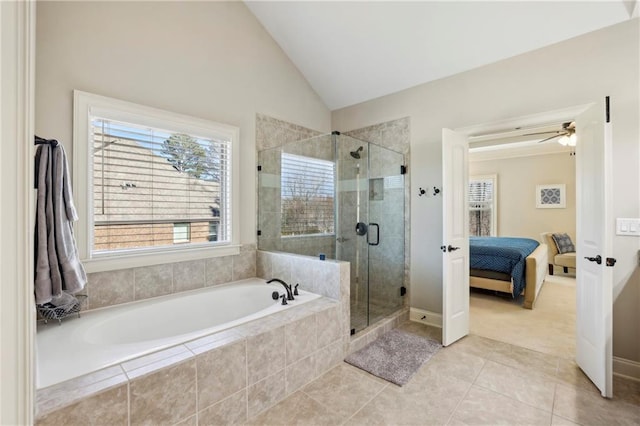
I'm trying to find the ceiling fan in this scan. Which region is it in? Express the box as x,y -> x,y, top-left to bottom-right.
524,121 -> 577,145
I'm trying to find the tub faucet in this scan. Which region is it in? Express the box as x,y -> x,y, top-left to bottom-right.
266,278 -> 294,300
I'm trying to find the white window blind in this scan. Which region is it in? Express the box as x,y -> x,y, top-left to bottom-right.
91,117 -> 231,253
280,153 -> 335,236
469,176 -> 496,236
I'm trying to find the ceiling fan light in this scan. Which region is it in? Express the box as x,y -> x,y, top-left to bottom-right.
558,135 -> 569,146
568,133 -> 577,146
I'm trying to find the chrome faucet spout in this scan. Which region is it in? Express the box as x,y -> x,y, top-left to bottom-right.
266,278 -> 294,300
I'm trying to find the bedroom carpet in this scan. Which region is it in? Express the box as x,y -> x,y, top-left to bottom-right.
345,329 -> 442,386
470,273 -> 576,359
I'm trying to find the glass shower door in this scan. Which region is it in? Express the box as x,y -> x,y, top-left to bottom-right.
337,136 -> 405,333
366,143 -> 405,324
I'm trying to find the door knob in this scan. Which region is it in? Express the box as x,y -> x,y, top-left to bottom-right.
447,245 -> 460,252
584,255 -> 602,264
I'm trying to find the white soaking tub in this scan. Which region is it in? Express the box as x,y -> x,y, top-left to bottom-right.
36,277 -> 320,389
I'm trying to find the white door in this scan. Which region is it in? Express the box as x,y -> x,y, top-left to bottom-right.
575,99 -> 614,397
442,128 -> 470,346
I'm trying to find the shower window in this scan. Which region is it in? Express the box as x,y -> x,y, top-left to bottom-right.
280,153 -> 335,236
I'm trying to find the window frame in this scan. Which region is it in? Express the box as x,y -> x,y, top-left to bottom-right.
468,174 -> 498,237
73,90 -> 240,273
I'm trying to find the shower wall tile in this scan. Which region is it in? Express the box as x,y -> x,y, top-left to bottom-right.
255,113 -> 323,152
134,263 -> 173,300
86,269 -> 134,310
205,255 -> 233,287
173,259 -> 205,293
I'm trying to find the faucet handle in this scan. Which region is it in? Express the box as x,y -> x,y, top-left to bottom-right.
293,283 -> 299,296
280,294 -> 288,305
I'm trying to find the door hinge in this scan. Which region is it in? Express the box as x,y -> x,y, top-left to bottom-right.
257,230 -> 262,236
400,165 -> 407,175
257,165 -> 262,171
606,257 -> 617,267
400,286 -> 407,296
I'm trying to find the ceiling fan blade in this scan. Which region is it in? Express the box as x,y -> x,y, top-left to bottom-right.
523,130 -> 561,137
537,134 -> 563,143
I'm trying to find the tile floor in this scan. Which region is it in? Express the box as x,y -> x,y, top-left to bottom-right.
247,321 -> 640,426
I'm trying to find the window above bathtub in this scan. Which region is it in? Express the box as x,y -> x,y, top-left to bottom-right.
73,91 -> 240,272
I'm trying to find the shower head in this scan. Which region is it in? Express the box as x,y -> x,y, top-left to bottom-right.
350,146 -> 363,159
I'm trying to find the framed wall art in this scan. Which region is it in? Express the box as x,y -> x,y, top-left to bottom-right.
536,184 -> 566,209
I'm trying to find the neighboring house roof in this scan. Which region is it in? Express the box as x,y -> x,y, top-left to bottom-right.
93,136 -> 221,224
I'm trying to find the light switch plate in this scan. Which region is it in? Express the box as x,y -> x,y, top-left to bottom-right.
616,218 -> 640,236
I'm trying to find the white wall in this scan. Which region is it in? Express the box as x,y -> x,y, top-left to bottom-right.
333,19 -> 640,363
35,1 -> 331,245
470,152 -> 576,241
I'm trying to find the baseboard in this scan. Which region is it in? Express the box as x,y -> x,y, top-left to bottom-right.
613,356 -> 640,382
409,307 -> 442,328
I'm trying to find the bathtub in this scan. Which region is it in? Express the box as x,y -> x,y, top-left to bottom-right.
36,277 -> 321,389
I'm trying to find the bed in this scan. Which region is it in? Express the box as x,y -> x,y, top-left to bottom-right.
469,236 -> 548,309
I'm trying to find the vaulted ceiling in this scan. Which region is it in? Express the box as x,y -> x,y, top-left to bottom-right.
246,1 -> 638,111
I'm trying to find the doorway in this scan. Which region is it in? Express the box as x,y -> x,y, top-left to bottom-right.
442,101 -> 614,396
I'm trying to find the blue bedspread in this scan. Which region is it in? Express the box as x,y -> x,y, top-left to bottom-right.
469,237 -> 539,298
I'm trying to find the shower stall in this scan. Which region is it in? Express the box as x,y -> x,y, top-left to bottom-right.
257,133 -> 405,333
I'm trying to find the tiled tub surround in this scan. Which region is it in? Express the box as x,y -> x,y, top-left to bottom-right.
36,296 -> 344,425
83,244 -> 257,311
36,278 -> 321,389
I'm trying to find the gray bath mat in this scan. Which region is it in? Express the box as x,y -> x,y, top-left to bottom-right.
345,329 -> 442,386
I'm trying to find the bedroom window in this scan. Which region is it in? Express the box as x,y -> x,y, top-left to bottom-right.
469,175 -> 497,236
280,152 -> 335,236
73,91 -> 240,272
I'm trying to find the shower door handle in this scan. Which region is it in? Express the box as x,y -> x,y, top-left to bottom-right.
367,223 -> 380,246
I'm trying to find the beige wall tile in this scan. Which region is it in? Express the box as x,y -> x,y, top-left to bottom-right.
246,326 -> 285,385
256,251 -> 272,279
247,371 -> 286,418
285,314 -> 317,364
87,269 -> 134,309
205,256 -> 233,286
285,354 -> 316,395
232,249 -> 256,281
315,340 -> 344,377
198,389 -> 247,426
173,259 -> 205,292
316,305 -> 342,348
134,264 -> 173,300
196,340 -> 247,409
36,384 -> 128,426
129,360 -> 196,425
